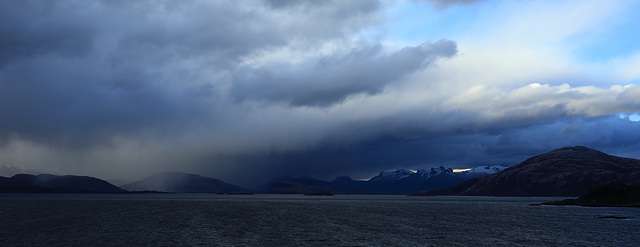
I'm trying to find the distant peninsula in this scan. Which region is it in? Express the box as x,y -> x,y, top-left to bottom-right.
0,174 -> 125,193
542,182 -> 640,208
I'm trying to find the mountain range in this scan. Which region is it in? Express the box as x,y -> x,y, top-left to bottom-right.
0,172 -> 252,194
2,146 -> 639,196
412,146 -> 640,196
263,165 -> 509,195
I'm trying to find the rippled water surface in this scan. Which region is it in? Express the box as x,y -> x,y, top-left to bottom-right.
1,194 -> 639,246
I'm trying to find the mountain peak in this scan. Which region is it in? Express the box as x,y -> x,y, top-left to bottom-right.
416,166 -> 452,178
556,146 -> 607,154
370,169 -> 414,181
515,146 -> 622,171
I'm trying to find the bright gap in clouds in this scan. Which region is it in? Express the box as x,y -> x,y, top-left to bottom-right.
619,113 -> 640,122
452,168 -> 472,173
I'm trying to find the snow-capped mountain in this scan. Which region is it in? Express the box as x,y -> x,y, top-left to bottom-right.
458,165 -> 508,176
369,165 -> 508,182
416,166 -> 454,178
369,169 -> 414,181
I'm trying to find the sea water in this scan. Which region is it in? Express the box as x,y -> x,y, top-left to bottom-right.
1,194 -> 639,246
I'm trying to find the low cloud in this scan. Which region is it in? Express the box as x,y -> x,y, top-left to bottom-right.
443,83 -> 640,124
232,40 -> 457,106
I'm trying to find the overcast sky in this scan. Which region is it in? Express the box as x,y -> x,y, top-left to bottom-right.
1,0 -> 640,187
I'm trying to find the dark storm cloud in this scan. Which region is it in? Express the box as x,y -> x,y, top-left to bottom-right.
0,0 -> 407,183
207,115 -> 640,186
0,56 -> 204,147
0,0 -> 383,69
0,0 -> 384,146
232,39 -> 457,106
0,1 -> 95,68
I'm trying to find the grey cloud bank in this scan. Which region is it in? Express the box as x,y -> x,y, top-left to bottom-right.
1,0 -> 639,187
232,39 -> 457,106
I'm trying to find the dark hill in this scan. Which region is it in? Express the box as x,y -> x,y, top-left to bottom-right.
0,174 -> 125,193
121,172 -> 251,193
413,146 -> 640,197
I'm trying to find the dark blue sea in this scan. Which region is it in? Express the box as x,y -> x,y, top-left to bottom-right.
1,194 -> 639,246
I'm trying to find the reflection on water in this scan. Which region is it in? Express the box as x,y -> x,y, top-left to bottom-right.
1,194 -> 639,246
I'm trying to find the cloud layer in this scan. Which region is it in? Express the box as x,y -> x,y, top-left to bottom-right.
233,39 -> 457,106
1,0 -> 639,186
